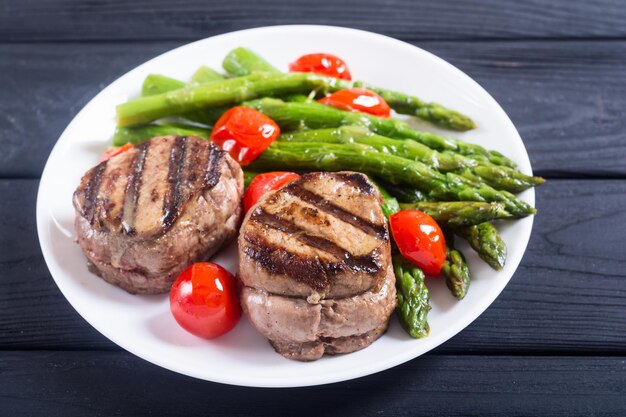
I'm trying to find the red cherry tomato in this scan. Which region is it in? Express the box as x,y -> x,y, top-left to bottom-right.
318,88 -> 391,118
210,106 -> 280,165
243,172 -> 300,213
289,53 -> 352,80
389,210 -> 446,277
170,262 -> 241,339
99,143 -> 133,162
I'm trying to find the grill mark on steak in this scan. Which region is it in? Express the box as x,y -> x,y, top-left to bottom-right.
121,141 -> 150,235
330,172 -> 376,196
162,136 -> 188,230
204,142 -> 224,188
243,232 -> 338,291
81,160 -> 108,225
283,183 -> 387,240
249,208 -> 382,275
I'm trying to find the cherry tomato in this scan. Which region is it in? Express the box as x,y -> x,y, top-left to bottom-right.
170,262 -> 241,339
99,143 -> 133,162
210,106 -> 280,165
288,53 -> 352,80
318,88 -> 391,118
243,172 -> 300,213
389,210 -> 446,277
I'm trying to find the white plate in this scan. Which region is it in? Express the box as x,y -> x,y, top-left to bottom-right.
37,25 -> 534,387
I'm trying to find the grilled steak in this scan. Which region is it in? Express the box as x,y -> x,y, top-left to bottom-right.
73,136 -> 243,294
238,171 -> 396,360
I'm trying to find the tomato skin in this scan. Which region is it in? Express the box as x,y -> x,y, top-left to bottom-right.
243,172 -> 300,213
289,53 -> 352,80
210,107 -> 280,165
389,210 -> 446,277
99,143 -> 133,162
170,262 -> 241,339
318,88 -> 391,118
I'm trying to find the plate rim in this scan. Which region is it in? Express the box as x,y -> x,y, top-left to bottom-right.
36,24 -> 534,388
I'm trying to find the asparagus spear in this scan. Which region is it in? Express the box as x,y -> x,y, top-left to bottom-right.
249,141 -> 536,217
441,235 -> 471,299
117,73 -> 326,126
223,47 -> 280,76
280,126 -> 472,171
399,201 -> 512,227
470,165 -> 544,194
190,66 -> 225,84
280,126 -> 542,192
246,98 -> 515,168
112,122 -> 211,146
454,222 -> 507,271
224,47 -> 474,131
353,81 -> 475,131
141,74 -> 186,97
139,74 -> 227,125
372,180 -> 401,219
377,181 -> 430,203
393,255 -> 431,338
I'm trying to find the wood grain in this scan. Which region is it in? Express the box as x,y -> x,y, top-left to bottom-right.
2,179 -> 625,352
0,351 -> 623,416
2,40 -> 626,178
2,0 -> 626,42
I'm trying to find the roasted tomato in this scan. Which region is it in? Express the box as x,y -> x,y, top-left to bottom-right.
318,88 -> 391,118
243,172 -> 300,213
210,106 -> 280,165
390,210 -> 446,276
99,143 -> 133,162
289,53 -> 352,80
170,262 -> 241,339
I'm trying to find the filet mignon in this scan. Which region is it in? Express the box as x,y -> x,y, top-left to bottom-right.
73,136 -> 243,294
238,171 -> 396,361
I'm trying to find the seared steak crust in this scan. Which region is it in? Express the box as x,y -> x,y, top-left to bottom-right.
73,136 -> 243,294
238,171 -> 391,300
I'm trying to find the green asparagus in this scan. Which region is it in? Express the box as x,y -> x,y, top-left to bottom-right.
141,74 -> 186,97
246,98 -> 515,168
441,236 -> 471,299
139,74 -> 227,125
372,180 -> 401,219
377,181 -> 430,203
223,47 -> 280,76
117,73 -> 339,127
249,141 -> 536,217
279,126 -> 541,192
353,81 -> 476,131
190,66 -> 225,84
454,222 -> 507,271
112,122 -> 211,146
224,47 -> 475,131
470,165 -> 544,194
393,255 -> 431,338
399,201 -> 512,227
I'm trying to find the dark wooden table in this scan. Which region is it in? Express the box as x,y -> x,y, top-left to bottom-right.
2,1 -> 626,415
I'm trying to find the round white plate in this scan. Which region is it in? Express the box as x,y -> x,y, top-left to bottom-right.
37,25 -> 534,387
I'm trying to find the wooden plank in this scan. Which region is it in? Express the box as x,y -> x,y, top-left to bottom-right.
2,179 -> 625,352
0,180 -> 115,349
2,0 -> 626,42
0,351 -> 624,416
2,40 -> 625,178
